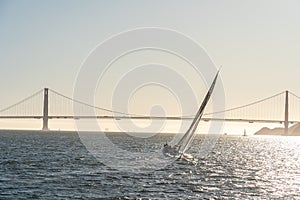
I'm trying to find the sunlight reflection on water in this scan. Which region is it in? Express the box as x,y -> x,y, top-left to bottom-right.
0,131 -> 299,199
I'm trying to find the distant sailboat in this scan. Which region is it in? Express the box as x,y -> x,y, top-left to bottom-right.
162,70 -> 220,159
243,129 -> 247,136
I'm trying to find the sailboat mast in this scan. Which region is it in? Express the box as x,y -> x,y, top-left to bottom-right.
176,70 -> 220,152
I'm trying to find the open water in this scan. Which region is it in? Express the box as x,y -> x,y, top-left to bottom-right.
0,130 -> 299,199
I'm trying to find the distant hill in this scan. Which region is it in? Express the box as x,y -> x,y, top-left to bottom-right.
255,123 -> 300,136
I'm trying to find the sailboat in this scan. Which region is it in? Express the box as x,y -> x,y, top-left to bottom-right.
243,129 -> 247,136
162,70 -> 220,159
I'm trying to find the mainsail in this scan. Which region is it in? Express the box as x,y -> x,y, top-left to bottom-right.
173,70 -> 220,154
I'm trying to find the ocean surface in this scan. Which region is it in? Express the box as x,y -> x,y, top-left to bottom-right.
0,130 -> 300,199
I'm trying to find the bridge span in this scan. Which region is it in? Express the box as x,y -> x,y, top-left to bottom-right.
1,88 -> 300,134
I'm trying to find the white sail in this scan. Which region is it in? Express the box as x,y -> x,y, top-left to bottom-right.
163,70 -> 220,157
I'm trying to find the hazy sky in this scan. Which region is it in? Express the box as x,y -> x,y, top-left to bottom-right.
1,0 -> 300,111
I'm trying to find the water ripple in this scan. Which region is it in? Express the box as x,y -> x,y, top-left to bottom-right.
0,131 -> 299,199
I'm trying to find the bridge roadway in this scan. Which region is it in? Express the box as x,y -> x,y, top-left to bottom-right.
0,115 -> 299,124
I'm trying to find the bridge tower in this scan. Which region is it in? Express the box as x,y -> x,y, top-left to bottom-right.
284,90 -> 289,135
42,88 -> 49,131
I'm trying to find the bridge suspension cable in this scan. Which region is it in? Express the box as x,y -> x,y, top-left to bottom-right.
0,89 -> 44,116
289,91 -> 300,100
48,89 -> 148,117
203,91 -> 285,116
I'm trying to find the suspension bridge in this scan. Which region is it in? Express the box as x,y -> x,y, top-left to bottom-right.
1,88 -> 300,134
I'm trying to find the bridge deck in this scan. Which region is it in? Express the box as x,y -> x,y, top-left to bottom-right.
0,116 -> 299,124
